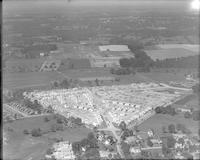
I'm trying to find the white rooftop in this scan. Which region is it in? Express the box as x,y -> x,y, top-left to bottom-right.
99,45 -> 130,52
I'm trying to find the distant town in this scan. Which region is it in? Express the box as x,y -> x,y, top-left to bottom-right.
3,0 -> 200,160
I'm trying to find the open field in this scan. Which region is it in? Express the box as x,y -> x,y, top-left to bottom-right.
3,114 -> 92,160
172,94 -> 199,110
138,113 -> 199,137
3,67 -> 197,90
3,71 -> 64,89
140,71 -> 189,83
145,44 -> 199,60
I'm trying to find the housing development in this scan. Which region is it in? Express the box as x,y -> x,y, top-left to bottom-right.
24,83 -> 189,127
3,0 -> 200,160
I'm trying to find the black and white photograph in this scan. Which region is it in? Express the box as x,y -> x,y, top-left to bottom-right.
2,0 -> 200,159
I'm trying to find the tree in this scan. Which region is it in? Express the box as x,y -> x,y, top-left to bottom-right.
119,58 -> 131,68
198,128 -> 200,137
110,68 -> 115,74
168,124 -> 176,133
184,112 -> 192,119
83,148 -> 100,160
23,129 -> 29,134
176,123 -> 182,131
155,107 -> 162,114
121,141 -> 131,159
119,121 -> 126,131
47,105 -> 54,113
31,128 -> 42,137
46,148 -> 54,155
147,137 -> 153,147
162,144 -> 171,157
53,81 -> 59,88
192,110 -> 200,121
134,125 -> 139,132
178,138 -> 185,145
51,124 -> 57,132
167,136 -> 176,148
44,117 -> 50,122
73,117 -> 82,126
87,132 -> 95,140
95,78 -> 100,86
162,126 -> 167,133
108,153 -> 112,159
56,117 -> 64,124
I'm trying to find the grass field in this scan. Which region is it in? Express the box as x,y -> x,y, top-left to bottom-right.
3,114 -> 92,160
138,113 -> 199,137
3,67 -> 197,90
145,48 -> 198,60
3,71 -> 64,89
172,94 -> 199,110
145,44 -> 199,60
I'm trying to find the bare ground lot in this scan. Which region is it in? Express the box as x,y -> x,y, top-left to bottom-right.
3,114 -> 92,160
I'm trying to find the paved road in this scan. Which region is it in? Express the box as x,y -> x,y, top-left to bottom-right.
98,114 -> 125,159
4,104 -> 52,119
4,104 -> 28,117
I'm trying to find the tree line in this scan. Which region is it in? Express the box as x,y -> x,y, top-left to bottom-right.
118,44 -> 199,72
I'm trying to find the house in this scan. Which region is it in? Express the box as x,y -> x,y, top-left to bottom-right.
175,152 -> 185,159
130,147 -> 141,155
147,129 -> 154,137
99,150 -> 111,158
125,136 -> 137,144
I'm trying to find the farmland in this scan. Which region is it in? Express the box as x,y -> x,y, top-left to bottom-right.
3,67 -> 198,90
3,71 -> 65,89
145,44 -> 199,60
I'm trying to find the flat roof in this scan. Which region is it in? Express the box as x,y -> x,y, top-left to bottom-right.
99,45 -> 130,52
79,77 -> 115,81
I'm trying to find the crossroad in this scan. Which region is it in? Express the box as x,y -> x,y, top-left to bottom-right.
98,114 -> 125,159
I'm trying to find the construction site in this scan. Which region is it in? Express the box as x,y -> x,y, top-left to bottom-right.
23,82 -> 191,127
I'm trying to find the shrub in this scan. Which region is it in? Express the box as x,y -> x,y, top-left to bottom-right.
23,129 -> 29,134
31,128 -> 42,137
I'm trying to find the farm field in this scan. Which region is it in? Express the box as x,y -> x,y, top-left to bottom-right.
145,44 -> 199,60
3,71 -> 65,89
3,114 -> 92,160
157,44 -> 199,52
3,67 -> 197,90
138,113 -> 199,137
140,71 -> 189,83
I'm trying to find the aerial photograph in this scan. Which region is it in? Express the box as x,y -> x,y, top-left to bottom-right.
2,0 -> 200,159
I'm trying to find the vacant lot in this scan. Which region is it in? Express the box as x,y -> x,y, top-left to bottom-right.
3,114 -> 92,160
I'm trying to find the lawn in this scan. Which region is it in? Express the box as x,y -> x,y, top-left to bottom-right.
138,113 -> 199,137
3,114 -> 92,160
